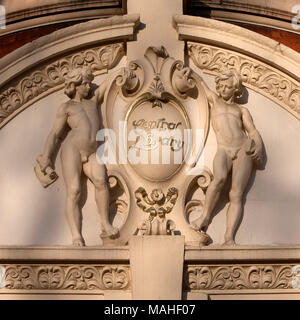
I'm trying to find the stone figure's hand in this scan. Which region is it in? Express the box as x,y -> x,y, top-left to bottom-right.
36,155 -> 52,173
246,140 -> 263,166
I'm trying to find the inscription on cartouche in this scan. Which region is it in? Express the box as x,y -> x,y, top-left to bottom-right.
130,118 -> 184,151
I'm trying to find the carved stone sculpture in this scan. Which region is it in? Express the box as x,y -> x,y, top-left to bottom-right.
191,69 -> 264,245
135,187 -> 178,235
36,67 -> 119,246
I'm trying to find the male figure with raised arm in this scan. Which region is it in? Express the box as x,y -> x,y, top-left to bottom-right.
36,67 -> 118,246
192,70 -> 263,245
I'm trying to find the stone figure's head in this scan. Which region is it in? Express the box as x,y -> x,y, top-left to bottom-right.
215,69 -> 243,101
64,67 -> 94,99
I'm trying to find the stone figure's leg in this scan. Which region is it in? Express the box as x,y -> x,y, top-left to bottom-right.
224,150 -> 253,245
83,153 -> 118,237
61,143 -> 85,246
192,148 -> 232,231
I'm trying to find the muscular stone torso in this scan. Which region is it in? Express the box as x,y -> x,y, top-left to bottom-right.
211,96 -> 247,148
64,98 -> 100,160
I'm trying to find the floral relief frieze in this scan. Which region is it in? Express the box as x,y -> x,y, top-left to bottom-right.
3,264 -> 130,291
184,264 -> 296,291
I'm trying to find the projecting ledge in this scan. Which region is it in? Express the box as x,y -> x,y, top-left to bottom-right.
185,245 -> 300,262
1,245 -> 300,263
0,246 -> 130,262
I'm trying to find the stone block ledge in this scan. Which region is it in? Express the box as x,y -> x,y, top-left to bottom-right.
0,245 -> 300,263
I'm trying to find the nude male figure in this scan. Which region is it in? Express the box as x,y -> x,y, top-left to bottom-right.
37,67 -> 118,246
192,70 -> 263,245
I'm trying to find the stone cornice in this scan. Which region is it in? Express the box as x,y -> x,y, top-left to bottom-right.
173,15 -> 300,121
0,14 -> 140,128
1,1 -> 126,36
1,245 -> 300,263
184,0 -> 295,21
185,246 -> 300,262
173,14 -> 300,83
184,0 -> 297,33
1,246 -> 300,294
0,247 -> 130,262
0,14 -> 140,87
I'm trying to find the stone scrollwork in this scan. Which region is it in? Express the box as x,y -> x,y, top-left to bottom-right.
0,43 -> 125,127
188,42 -> 300,120
184,170 -> 213,240
135,187 -> 178,235
116,62 -> 144,98
107,174 -> 129,233
171,61 -> 196,98
135,187 -> 178,220
184,265 -> 295,291
4,265 -> 131,290
182,169 -> 213,246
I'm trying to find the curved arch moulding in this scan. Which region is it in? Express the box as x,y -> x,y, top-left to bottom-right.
173,14 -> 300,122
0,14 -> 140,129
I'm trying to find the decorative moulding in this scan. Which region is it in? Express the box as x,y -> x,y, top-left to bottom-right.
184,0 -> 295,21
0,246 -> 299,294
0,43 -> 125,128
3,264 -> 131,291
173,14 -> 300,121
184,264 -> 296,291
0,14 -> 140,128
0,14 -> 140,88
1,1 -> 126,37
0,247 -> 130,262
184,0 -> 297,33
173,14 -> 300,83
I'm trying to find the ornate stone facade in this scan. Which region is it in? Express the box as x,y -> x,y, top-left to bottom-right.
1,0 -> 300,300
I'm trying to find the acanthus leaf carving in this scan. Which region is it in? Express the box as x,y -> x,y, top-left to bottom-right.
184,265 -> 295,291
4,265 -> 130,290
63,266 -> 101,290
37,266 -> 64,289
101,266 -> 130,290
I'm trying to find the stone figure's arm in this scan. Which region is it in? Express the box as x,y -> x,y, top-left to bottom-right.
94,78 -> 109,106
197,76 -> 217,106
241,107 -> 263,164
37,104 -> 68,172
